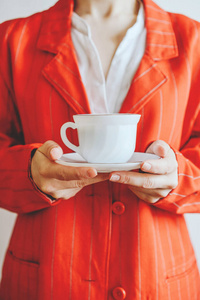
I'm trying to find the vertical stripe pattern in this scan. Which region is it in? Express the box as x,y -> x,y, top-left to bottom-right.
0,0 -> 200,300
14,20 -> 29,65
157,90 -> 163,140
137,200 -> 142,300
69,200 -> 77,300
88,196 -> 94,300
168,67 -> 178,144
51,206 -> 58,300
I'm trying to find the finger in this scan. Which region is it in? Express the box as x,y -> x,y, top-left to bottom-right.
41,173 -> 109,198
141,155 -> 177,175
51,188 -> 82,200
36,147 -> 98,180
45,163 -> 98,180
109,171 -> 178,190
141,140 -> 177,174
38,140 -> 63,161
46,173 -> 109,191
146,140 -> 171,158
129,186 -> 172,203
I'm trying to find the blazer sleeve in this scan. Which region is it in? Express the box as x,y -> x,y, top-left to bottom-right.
154,134 -> 200,214
0,21 -> 61,214
154,43 -> 200,214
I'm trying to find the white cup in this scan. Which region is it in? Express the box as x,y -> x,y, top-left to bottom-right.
60,114 -> 141,164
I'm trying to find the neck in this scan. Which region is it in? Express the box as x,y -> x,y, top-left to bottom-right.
74,0 -> 140,18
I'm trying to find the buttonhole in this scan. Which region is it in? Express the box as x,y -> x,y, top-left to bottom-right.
83,279 -> 96,282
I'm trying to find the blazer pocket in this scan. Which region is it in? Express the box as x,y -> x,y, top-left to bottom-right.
1,250 -> 39,300
8,250 -> 40,268
165,256 -> 200,300
166,255 -> 197,283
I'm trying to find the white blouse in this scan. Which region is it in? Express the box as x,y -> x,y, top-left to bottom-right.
71,4 -> 146,113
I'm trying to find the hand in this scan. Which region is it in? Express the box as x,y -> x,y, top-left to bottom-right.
31,140 -> 109,200
109,140 -> 178,203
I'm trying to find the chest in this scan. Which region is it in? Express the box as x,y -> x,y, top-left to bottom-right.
81,15 -> 137,78
12,31 -> 196,153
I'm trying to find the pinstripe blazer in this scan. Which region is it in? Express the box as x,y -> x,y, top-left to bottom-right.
0,0 -> 200,299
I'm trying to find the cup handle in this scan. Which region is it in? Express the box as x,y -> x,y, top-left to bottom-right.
60,122 -> 81,155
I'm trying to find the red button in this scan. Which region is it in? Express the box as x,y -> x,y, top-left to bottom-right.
112,287 -> 126,300
112,201 -> 125,215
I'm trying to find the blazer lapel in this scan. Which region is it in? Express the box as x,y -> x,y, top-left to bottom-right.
37,0 -> 179,115
120,54 -> 167,113
37,0 -> 91,114
120,0 -> 178,114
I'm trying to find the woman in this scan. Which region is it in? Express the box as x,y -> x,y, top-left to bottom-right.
0,0 -> 200,299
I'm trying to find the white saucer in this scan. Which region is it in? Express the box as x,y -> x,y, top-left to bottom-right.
56,152 -> 160,173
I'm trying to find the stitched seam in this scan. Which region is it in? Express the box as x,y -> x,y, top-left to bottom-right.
133,64 -> 156,83
55,57 -> 82,80
43,71 -> 87,113
147,43 -> 177,49
127,78 -> 167,112
147,17 -> 171,24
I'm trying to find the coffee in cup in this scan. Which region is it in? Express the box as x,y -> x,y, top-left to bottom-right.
60,113 -> 141,164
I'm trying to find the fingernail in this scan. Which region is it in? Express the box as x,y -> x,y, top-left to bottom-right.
87,169 -> 97,178
142,162 -> 151,171
50,147 -> 62,160
110,174 -> 121,182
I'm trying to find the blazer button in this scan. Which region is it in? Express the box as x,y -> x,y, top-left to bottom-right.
112,201 -> 125,215
112,287 -> 126,300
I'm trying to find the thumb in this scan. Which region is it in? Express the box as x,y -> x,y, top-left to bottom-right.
39,140 -> 63,161
146,140 -> 170,158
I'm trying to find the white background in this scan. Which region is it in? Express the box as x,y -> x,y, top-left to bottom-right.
0,0 -> 200,280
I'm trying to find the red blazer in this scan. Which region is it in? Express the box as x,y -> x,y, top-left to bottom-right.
0,0 -> 200,299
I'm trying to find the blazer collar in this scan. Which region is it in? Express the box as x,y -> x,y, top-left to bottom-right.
37,0 -> 91,114
37,0 -> 178,114
37,0 -> 178,59
119,0 -> 179,113
37,0 -> 73,54
143,0 -> 178,60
